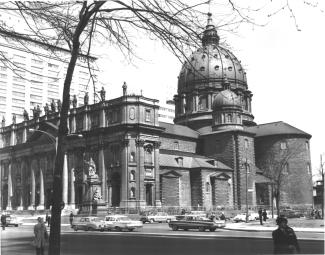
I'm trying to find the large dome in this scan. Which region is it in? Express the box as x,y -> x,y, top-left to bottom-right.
178,14 -> 247,94
174,13 -> 255,131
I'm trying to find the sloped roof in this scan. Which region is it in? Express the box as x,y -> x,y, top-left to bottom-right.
159,151 -> 231,170
255,173 -> 273,183
246,121 -> 311,138
159,122 -> 199,139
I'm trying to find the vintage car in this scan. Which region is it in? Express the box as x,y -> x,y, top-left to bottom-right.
168,215 -> 224,232
233,213 -> 256,222
5,215 -> 21,227
104,215 -> 143,231
72,216 -> 106,231
140,212 -> 176,223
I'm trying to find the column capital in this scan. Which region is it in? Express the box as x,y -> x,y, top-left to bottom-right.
153,141 -> 161,149
121,139 -> 129,147
135,139 -> 145,147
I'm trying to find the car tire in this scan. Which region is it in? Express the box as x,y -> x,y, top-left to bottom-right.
150,219 -> 154,223
128,228 -> 134,232
73,226 -> 78,231
199,227 -> 205,232
209,228 -> 216,232
15,224 -> 18,227
172,225 -> 178,231
183,228 -> 188,231
115,227 -> 122,232
87,227 -> 92,231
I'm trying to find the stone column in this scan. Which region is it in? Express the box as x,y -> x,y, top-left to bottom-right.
208,93 -> 212,110
182,94 -> 186,113
0,162 -> 2,211
107,184 -> 112,206
22,122 -> 28,143
99,106 -> 106,127
28,165 -> 36,210
136,139 -> 145,206
7,162 -> 13,210
37,168 -> 45,210
62,152 -> 68,206
83,107 -> 89,131
153,141 -> 161,206
119,139 -> 129,207
70,109 -> 76,133
98,143 -> 107,201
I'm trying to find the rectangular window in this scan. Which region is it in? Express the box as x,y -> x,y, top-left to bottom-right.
12,91 -> 25,98
0,74 -> 7,78
32,59 -> 43,65
48,63 -> 59,69
12,106 -> 24,112
145,109 -> 151,122
48,91 -> 59,98
13,76 -> 25,83
30,94 -> 42,101
0,96 -> 6,103
305,141 -> 309,151
12,98 -> 25,105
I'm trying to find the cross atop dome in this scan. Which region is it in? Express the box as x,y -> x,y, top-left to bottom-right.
202,12 -> 220,46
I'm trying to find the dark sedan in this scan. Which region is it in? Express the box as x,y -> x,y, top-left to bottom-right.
168,215 -> 225,232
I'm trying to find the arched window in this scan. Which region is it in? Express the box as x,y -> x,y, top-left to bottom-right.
198,96 -> 207,110
173,141 -> 179,150
130,170 -> 135,181
130,152 -> 135,162
206,182 -> 210,192
144,144 -> 153,164
226,114 -> 232,123
130,187 -> 136,198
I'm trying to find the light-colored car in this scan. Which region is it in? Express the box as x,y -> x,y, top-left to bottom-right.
233,213 -> 255,222
5,215 -> 22,227
104,215 -> 143,231
140,212 -> 176,223
72,216 -> 106,231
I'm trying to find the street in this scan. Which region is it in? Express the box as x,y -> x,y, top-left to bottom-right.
1,224 -> 324,255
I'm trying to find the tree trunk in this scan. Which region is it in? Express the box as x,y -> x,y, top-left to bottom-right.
49,40 -> 80,255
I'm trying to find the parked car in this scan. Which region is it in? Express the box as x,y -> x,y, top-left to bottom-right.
280,209 -> 304,218
233,213 -> 255,222
140,212 -> 176,223
5,215 -> 21,227
104,215 -> 143,231
72,216 -> 106,231
168,215 -> 223,232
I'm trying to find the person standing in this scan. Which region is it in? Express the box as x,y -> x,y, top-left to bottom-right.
33,217 -> 48,255
69,212 -> 74,227
1,213 -> 6,230
258,208 -> 263,225
262,209 -> 268,222
272,216 -> 300,254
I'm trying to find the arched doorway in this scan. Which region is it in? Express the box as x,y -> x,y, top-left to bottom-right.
111,172 -> 121,207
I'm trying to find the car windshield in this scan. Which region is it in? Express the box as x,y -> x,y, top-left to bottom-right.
117,216 -> 131,221
91,218 -> 101,222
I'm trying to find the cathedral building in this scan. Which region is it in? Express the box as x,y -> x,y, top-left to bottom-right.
0,15 -> 313,212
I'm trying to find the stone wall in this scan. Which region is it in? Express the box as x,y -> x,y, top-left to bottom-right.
255,135 -> 313,207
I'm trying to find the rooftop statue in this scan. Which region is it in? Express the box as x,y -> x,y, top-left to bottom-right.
84,157 -> 98,178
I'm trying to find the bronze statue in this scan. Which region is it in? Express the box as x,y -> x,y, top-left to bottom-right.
23,109 -> 29,121
50,99 -> 56,112
72,95 -> 77,108
84,92 -> 89,105
57,99 -> 62,112
99,86 -> 106,101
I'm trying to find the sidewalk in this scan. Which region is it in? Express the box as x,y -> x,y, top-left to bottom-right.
224,222 -> 325,233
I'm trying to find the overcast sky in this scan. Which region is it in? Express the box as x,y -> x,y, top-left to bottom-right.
97,1 -> 325,177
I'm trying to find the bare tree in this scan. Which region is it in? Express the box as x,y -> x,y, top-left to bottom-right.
260,140 -> 311,217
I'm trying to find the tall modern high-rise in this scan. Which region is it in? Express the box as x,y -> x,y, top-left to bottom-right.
0,12 -> 99,124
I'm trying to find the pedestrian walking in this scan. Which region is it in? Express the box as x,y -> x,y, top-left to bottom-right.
33,217 -> 48,255
47,214 -> 51,227
220,212 -> 226,220
1,213 -> 6,230
262,209 -> 267,222
69,211 -> 74,227
272,216 -> 300,254
258,208 -> 263,225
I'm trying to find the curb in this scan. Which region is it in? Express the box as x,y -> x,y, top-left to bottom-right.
224,227 -> 324,233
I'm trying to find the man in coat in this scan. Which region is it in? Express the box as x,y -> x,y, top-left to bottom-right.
33,217 -> 48,255
272,216 -> 300,254
1,213 -> 6,230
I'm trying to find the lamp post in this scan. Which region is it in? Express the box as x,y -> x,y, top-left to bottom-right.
245,158 -> 248,223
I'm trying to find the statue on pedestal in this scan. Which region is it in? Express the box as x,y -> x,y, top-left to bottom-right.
84,157 -> 98,179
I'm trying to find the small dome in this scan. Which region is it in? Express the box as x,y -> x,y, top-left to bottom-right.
213,90 -> 241,110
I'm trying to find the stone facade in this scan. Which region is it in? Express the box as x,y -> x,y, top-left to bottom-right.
0,15 -> 313,212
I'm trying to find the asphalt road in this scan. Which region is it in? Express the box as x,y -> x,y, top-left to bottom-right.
1,224 -> 324,255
